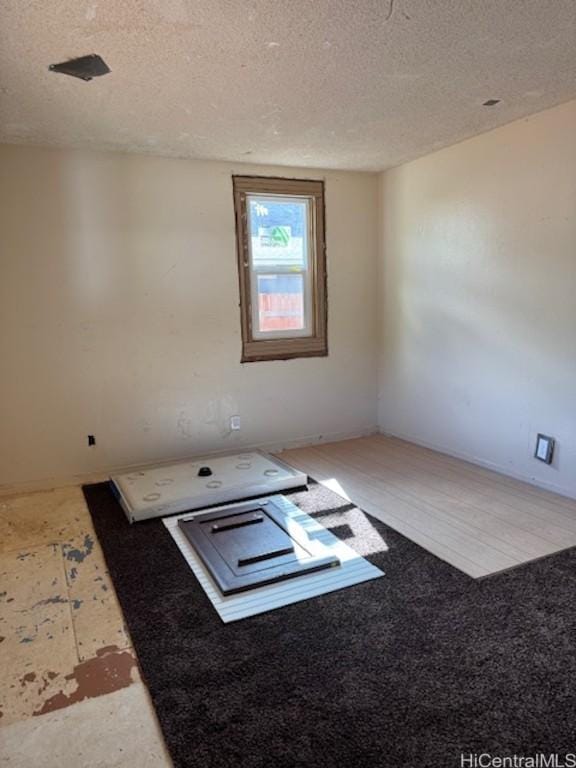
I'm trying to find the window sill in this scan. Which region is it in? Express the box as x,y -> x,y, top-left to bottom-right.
241,336 -> 328,363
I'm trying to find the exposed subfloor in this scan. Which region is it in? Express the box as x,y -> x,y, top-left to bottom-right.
280,435 -> 576,578
0,684 -> 170,768
0,485 -> 171,766
2,434 -> 576,765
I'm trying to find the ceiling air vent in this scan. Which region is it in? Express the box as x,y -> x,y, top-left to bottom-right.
49,54 -> 110,82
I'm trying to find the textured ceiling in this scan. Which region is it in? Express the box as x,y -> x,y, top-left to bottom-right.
1,0 -> 575,171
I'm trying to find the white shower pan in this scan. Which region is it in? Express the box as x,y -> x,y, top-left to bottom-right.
110,451 -> 308,523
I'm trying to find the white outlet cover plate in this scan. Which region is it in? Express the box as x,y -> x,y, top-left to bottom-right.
535,434 -> 554,463
111,451 -> 308,523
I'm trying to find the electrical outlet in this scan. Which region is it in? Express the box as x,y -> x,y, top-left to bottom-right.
230,415 -> 241,431
535,433 -> 554,465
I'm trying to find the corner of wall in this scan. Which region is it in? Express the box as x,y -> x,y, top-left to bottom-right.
375,169 -> 388,433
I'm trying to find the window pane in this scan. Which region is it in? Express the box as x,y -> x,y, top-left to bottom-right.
256,274 -> 305,332
249,197 -> 308,270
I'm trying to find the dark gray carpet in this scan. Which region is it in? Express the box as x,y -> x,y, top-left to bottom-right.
83,480 -> 576,768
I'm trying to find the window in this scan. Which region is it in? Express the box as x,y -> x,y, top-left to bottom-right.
233,176 -> 327,362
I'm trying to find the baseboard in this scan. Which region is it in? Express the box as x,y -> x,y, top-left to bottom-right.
379,427 -> 576,502
260,426 -> 379,455
0,425 -> 379,498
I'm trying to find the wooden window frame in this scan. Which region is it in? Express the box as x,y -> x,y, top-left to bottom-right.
233,175 -> 328,363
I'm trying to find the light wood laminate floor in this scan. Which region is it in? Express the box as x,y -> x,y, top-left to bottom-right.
279,435 -> 576,578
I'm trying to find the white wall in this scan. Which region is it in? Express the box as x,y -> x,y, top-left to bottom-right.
378,99 -> 576,498
3,99 -> 574,496
0,146 -> 379,488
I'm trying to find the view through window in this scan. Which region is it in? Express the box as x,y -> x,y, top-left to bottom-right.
233,176 -> 327,362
